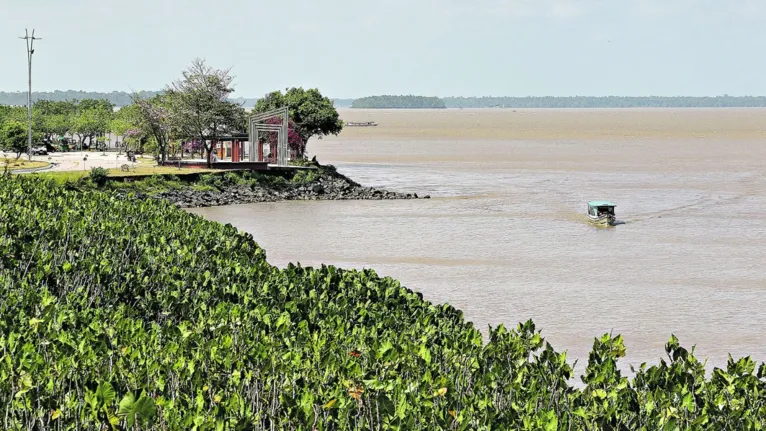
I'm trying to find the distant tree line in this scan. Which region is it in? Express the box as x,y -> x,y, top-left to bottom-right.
0,91 -> 161,107
0,91 -> 353,109
1,99 -> 122,156
8,92 -> 766,110
352,95 -> 447,109
442,96 -> 766,108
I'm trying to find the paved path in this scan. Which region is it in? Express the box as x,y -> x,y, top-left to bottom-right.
29,151 -> 149,172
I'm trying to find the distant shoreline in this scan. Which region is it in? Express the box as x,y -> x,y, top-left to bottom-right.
4,92 -> 766,109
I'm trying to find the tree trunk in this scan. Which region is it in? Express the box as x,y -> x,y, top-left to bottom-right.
160,137 -> 167,163
206,142 -> 213,168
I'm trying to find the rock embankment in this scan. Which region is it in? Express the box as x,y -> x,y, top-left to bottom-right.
162,178 -> 427,208
120,165 -> 430,208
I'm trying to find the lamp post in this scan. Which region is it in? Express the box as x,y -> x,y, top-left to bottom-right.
19,29 -> 41,162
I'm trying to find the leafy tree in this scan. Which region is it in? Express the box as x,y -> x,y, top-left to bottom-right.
165,59 -> 245,167
0,121 -> 30,159
33,100 -> 76,143
71,99 -> 114,149
130,94 -> 175,162
0,105 -> 26,124
122,129 -> 147,152
109,104 -> 140,137
253,87 -> 343,158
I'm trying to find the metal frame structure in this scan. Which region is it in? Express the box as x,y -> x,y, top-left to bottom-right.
248,107 -> 289,165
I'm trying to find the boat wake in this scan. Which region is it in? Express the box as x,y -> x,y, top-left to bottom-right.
627,193 -> 748,223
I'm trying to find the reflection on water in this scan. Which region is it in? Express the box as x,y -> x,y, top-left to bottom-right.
190,110 -> 766,375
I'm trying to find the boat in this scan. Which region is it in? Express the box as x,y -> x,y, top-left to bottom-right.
586,201 -> 616,226
346,121 -> 378,127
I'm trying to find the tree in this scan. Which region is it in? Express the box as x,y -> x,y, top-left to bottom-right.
0,105 -> 26,124
0,121 -> 30,159
33,100 -> 75,144
128,94 -> 174,161
165,59 -> 245,167
182,140 -> 204,158
254,88 -> 343,158
71,99 -> 114,149
121,129 -> 147,153
110,104 -> 140,137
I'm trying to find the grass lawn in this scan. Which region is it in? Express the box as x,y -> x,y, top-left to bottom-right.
33,162 -> 221,184
1,158 -> 50,172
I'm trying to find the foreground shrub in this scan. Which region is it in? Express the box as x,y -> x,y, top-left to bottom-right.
0,175 -> 764,430
88,166 -> 109,186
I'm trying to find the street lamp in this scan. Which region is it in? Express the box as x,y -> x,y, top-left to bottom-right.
19,29 -> 41,162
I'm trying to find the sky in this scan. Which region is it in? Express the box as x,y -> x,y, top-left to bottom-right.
1,0 -> 765,98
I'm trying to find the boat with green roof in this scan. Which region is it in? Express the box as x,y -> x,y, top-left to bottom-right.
587,201 -> 616,226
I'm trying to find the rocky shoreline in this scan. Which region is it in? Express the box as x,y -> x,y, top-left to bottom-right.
117,164 -> 430,208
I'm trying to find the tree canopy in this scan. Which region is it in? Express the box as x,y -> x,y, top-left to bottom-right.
0,90 -> 160,107
69,99 -> 114,148
130,94 -> 175,162
164,59 -> 246,166
0,121 -> 30,159
254,88 -> 343,156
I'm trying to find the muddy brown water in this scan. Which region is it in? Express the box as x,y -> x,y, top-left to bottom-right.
190,109 -> 766,375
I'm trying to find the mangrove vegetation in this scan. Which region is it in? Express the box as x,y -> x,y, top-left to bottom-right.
1,175 -> 765,430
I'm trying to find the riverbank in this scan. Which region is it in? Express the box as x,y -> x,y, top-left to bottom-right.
45,162 -> 430,208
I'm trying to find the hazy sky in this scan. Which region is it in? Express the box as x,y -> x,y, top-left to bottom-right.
1,0 -> 765,98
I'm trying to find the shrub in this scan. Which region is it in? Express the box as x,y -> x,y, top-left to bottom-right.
88,166 -> 109,186
222,171 -> 245,186
291,169 -> 320,184
198,173 -> 223,190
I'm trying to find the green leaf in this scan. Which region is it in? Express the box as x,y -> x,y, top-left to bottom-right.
418,344 -> 431,365
118,392 -> 137,425
682,392 -> 694,411
95,382 -> 116,406
542,412 -> 558,431
118,392 -> 155,427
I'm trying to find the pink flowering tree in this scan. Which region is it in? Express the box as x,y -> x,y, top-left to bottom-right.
131,94 -> 174,162
260,116 -> 305,161
122,128 -> 146,152
182,140 -> 204,158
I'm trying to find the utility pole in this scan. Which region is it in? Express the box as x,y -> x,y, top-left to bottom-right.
19,29 -> 41,161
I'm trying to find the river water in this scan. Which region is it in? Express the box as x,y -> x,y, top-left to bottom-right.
190,108 -> 766,374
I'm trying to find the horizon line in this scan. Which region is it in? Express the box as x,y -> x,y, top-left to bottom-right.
2,91 -> 766,100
